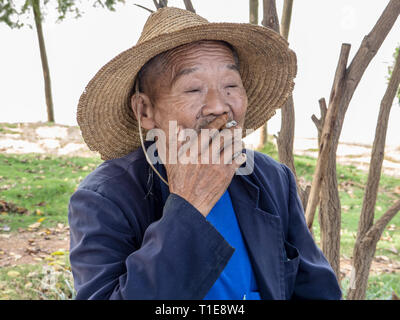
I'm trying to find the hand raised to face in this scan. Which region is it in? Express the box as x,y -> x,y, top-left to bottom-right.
163,113 -> 246,217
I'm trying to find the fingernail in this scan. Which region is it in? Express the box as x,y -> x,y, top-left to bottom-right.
225,120 -> 237,129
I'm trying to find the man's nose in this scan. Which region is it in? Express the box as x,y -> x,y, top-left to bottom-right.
201,88 -> 230,117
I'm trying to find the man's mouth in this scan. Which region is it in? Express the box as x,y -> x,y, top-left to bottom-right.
196,114 -> 235,132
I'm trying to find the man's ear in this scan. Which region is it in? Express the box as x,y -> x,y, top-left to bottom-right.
131,93 -> 156,130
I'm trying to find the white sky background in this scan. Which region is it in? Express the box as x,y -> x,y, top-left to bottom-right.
0,0 -> 399,147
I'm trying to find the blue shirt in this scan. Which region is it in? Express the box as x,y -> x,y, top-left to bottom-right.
204,190 -> 261,300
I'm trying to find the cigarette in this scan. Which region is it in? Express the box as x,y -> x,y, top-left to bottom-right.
225,120 -> 237,129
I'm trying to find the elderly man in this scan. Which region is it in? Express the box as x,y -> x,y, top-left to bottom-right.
69,7 -> 341,300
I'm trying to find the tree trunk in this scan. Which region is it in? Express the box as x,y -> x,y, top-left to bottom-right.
318,161 -> 342,279
262,0 -> 279,31
308,0 -> 400,284
280,0 -> 293,40
258,124 -> 267,148
262,0 -> 297,176
306,43 -> 350,230
250,0 -> 267,149
347,47 -> 400,300
258,0 -> 280,150
249,0 -> 258,24
312,99 -> 341,279
347,200 -> 400,299
32,0 -> 54,123
357,49 -> 400,240
277,95 -> 296,175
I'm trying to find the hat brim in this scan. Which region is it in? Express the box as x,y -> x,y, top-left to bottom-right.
77,23 -> 297,160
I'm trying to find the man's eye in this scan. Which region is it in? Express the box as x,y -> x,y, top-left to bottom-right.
185,88 -> 201,93
226,84 -> 238,88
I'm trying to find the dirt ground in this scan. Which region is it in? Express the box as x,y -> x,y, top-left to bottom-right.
0,224 -> 69,268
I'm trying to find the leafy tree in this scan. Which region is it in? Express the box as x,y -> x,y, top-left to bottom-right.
0,0 -> 125,122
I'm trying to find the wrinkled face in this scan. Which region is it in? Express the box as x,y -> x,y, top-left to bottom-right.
134,40 -> 248,139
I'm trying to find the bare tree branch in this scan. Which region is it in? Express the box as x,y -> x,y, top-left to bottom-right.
262,0 -> 279,32
153,0 -> 168,9
318,98 -> 327,122
153,0 -> 161,9
280,0 -> 293,40
311,114 -> 320,130
249,0 -> 258,25
347,201 -> 400,300
277,96 -> 296,174
331,0 -> 400,154
183,0 -> 195,13
134,4 -> 154,13
311,98 -> 327,144
263,0 -> 298,180
347,46 -> 400,300
364,200 -> 400,247
299,185 -> 311,215
305,43 -> 351,230
313,0 -> 400,287
357,45 -> 400,240
32,0 -> 54,122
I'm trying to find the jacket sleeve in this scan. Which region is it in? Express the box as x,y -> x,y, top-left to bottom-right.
282,164 -> 342,300
68,189 -> 234,300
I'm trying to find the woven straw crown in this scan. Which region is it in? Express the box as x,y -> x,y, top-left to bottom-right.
77,7 -> 297,160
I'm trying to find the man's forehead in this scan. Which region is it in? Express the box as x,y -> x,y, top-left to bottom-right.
137,40 -> 240,92
163,40 -> 238,69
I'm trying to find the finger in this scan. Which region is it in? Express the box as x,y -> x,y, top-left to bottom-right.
194,120 -> 232,161
197,114 -> 230,153
177,115 -> 240,162
176,125 -> 198,159
234,152 -> 247,167
213,125 -> 243,156
221,140 -> 246,167
207,130 -> 238,165
198,123 -> 243,164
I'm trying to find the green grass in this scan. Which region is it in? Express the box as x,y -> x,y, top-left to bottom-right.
0,123 -> 19,134
0,254 -> 74,300
260,141 -> 400,260
260,140 -> 400,299
0,143 -> 399,299
0,123 -> 18,129
0,153 -> 102,231
341,274 -> 400,300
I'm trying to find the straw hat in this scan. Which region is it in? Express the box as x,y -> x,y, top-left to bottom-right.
77,7 -> 297,160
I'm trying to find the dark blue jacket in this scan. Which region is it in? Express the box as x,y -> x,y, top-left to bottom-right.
68,144 -> 342,300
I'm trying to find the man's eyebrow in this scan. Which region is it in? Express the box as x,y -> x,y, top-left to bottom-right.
170,67 -> 198,87
227,63 -> 240,73
170,64 -> 240,87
